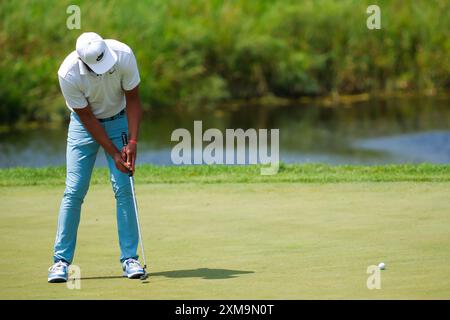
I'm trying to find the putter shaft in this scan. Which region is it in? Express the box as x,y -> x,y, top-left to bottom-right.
129,175 -> 147,270
122,132 -> 147,272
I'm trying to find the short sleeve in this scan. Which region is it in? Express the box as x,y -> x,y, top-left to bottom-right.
120,50 -> 141,91
58,75 -> 88,109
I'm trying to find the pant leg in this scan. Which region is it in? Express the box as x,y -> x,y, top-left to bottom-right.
53,113 -> 99,264
103,115 -> 139,263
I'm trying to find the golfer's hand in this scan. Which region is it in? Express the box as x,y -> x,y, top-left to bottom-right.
113,152 -> 130,174
122,143 -> 137,174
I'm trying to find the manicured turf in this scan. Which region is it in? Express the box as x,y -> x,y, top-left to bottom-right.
1,182 -> 449,299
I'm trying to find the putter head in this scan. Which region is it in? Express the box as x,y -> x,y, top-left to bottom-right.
140,272 -> 148,280
139,266 -> 148,280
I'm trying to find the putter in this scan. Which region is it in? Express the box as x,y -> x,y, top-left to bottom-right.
121,132 -> 148,280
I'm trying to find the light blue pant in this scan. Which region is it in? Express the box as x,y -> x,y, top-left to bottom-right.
53,112 -> 139,264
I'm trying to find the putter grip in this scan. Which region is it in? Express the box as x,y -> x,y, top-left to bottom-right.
121,132 -> 128,147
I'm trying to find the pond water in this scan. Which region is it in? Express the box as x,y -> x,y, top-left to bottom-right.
0,96 -> 449,168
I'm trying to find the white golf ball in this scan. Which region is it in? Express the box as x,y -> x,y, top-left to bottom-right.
378,262 -> 386,270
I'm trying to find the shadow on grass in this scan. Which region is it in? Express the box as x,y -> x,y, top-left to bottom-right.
78,275 -> 124,280
151,268 -> 254,280
79,268 -> 254,281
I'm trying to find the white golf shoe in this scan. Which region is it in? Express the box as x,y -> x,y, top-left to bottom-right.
48,261 -> 69,283
122,258 -> 145,279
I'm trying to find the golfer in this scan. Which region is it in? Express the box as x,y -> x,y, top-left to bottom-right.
48,32 -> 145,282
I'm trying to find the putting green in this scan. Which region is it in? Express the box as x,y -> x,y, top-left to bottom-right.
0,182 -> 449,299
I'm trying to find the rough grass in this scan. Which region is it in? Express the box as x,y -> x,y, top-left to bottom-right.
0,164 -> 449,186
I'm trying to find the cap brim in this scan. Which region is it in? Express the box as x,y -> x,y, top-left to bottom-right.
86,44 -> 117,75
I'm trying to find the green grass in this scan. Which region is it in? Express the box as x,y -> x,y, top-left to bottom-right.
0,182 -> 449,299
1,164 -> 450,186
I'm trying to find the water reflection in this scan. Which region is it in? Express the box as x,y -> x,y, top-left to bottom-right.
0,96 -> 449,167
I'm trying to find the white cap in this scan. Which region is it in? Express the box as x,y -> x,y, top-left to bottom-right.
76,32 -> 117,75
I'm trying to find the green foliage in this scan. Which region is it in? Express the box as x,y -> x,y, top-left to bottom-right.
1,0 -> 449,125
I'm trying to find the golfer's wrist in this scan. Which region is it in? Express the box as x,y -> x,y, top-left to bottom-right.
128,139 -> 137,145
109,146 -> 121,158
112,151 -> 122,159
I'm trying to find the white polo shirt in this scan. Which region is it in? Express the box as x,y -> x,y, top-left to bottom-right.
58,39 -> 140,119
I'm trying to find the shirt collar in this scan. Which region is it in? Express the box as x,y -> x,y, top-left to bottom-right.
78,58 -> 90,75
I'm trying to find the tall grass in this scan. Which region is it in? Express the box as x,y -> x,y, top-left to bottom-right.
1,0 -> 449,125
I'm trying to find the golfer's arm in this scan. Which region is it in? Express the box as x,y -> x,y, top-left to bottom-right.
124,85 -> 143,142
73,106 -> 119,157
